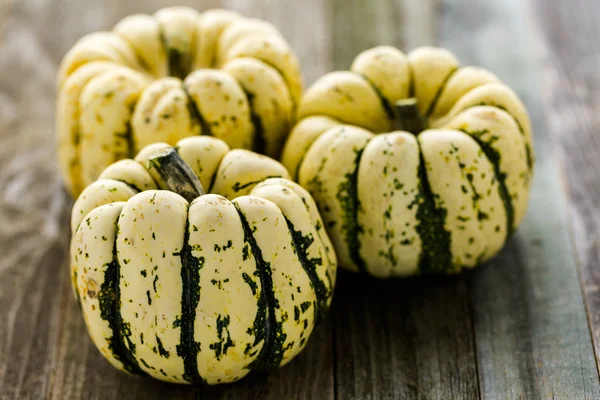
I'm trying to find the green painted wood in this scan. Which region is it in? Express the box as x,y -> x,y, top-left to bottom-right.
440,0 -> 600,398
329,2 -> 480,398
531,0 -> 600,384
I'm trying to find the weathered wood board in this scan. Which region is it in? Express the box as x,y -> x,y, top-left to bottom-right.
1,0 -> 599,398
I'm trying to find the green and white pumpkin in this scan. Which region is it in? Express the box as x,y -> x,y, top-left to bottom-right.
58,6 -> 303,196
71,136 -> 336,384
281,46 -> 534,278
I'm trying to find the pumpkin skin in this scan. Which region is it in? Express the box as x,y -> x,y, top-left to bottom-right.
58,7 -> 303,197
71,136 -> 336,384
281,46 -> 534,278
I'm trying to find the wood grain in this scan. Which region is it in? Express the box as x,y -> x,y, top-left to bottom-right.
441,0 -> 600,398
532,0 -> 600,385
329,1 -> 479,399
333,272 -> 480,400
2,0 -> 600,398
0,1 -> 72,398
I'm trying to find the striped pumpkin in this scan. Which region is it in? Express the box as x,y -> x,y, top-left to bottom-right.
70,136 -> 336,384
282,46 -> 534,278
58,7 -> 303,197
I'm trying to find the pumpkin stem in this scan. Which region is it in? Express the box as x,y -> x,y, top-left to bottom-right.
394,98 -> 427,134
147,147 -> 205,202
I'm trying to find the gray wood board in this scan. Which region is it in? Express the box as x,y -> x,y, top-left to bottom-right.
1,0 -> 600,398
441,0 -> 600,398
532,0 -> 600,386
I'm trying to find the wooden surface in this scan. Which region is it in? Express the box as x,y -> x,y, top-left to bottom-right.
1,0 -> 600,399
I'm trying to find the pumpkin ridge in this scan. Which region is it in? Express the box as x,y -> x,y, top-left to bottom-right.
240,88 -> 267,154
284,217 -> 328,324
231,175 -> 284,194
459,128 -> 514,238
157,29 -> 171,75
79,68 -> 140,190
243,57 -> 297,110
424,67 -> 459,119
291,116 -> 343,181
206,163 -> 220,194
122,104 -> 136,159
352,72 -> 395,124
63,67 -> 112,195
111,179 -> 143,194
157,24 -> 193,79
176,213 -> 205,383
97,233 -> 147,375
455,103 -> 533,174
414,143 -> 453,274
114,33 -> 152,74
235,205 -> 283,370
182,84 -> 213,138
168,48 -> 191,80
131,79 -> 203,148
338,147 -> 368,274
500,109 -> 533,173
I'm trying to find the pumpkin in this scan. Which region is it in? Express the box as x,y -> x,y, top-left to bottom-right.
70,136 -> 336,384
58,6 -> 303,197
281,46 -> 534,278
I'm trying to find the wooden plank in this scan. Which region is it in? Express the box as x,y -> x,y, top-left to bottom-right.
0,1 -> 73,398
440,0 -> 600,398
0,215 -> 70,400
331,274 -> 419,400
0,0 -> 335,399
333,273 -> 480,400
329,1 -> 480,399
531,0 -> 600,385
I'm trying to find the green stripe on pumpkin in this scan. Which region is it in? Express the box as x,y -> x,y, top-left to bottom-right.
176,216 -> 205,383
97,242 -> 147,375
413,145 -> 453,274
424,67 -> 459,119
157,26 -> 191,80
182,84 -> 212,138
352,72 -> 395,125
462,103 -> 534,173
285,217 -> 328,324
241,89 -> 267,155
460,129 -> 514,239
336,147 -> 368,274
235,206 -> 286,370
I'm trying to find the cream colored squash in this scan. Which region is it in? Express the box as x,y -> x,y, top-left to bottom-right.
70,136 -> 336,384
58,7 -> 303,196
281,46 -> 534,278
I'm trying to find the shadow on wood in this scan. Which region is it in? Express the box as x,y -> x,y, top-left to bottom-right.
332,269 -> 480,400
